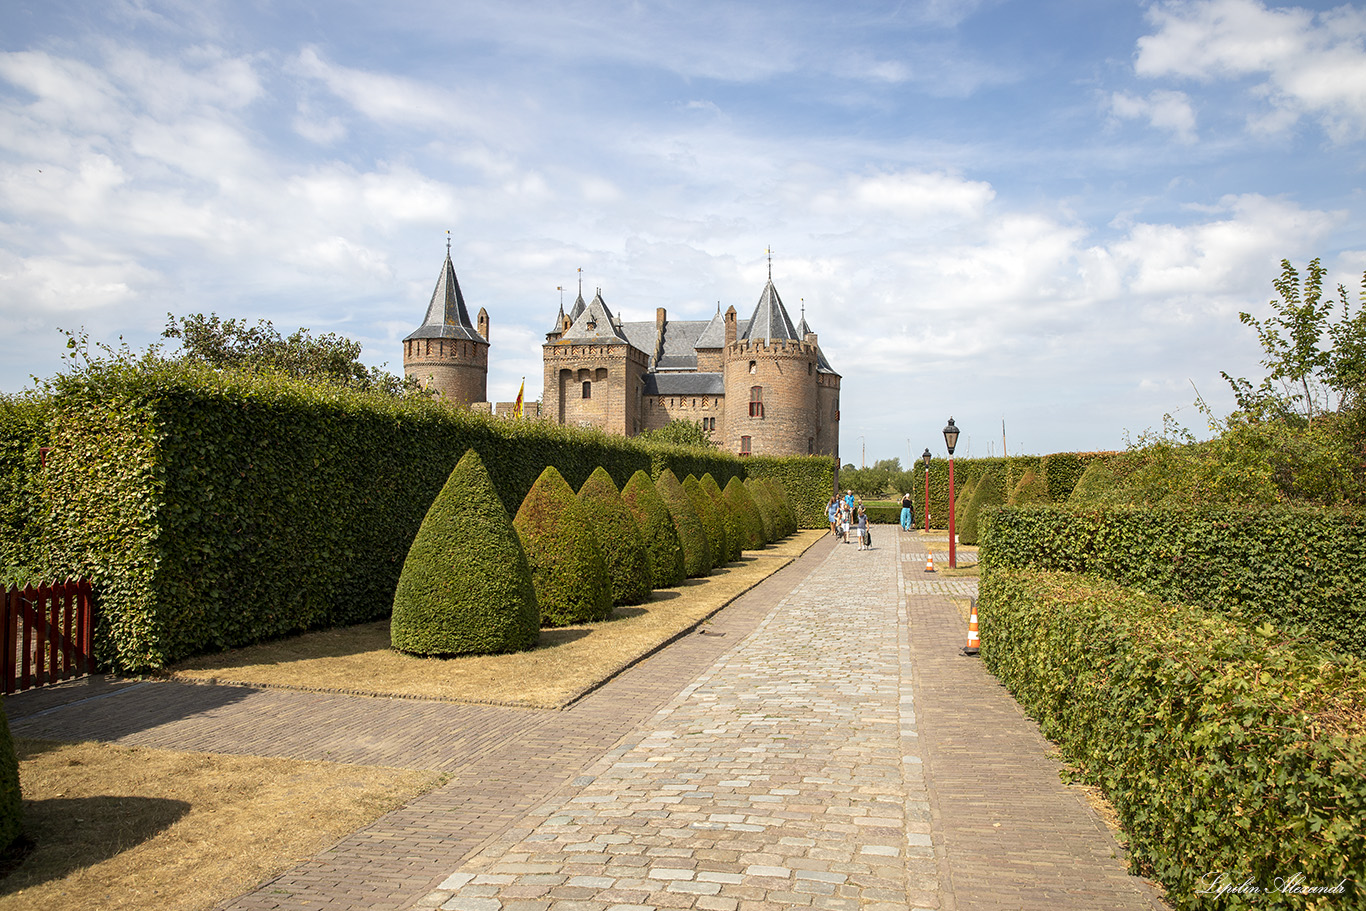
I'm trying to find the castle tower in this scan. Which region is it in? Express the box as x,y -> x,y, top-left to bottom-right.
403,245 -> 489,406
723,275 -> 823,457
543,289 -> 649,435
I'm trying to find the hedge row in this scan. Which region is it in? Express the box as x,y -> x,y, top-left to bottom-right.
980,569 -> 1366,909
979,504 -> 1366,658
4,363 -> 832,672
745,455 -> 835,528
887,452 -> 1109,531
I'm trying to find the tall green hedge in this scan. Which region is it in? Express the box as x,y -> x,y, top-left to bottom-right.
982,569 -> 1366,909
980,504 -> 1366,658
723,477 -> 764,551
1,362 -> 837,671
700,473 -> 743,563
514,466 -> 612,627
684,475 -> 729,568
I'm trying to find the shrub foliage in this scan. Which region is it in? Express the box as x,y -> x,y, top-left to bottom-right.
578,467 -> 652,606
621,470 -> 685,589
391,449 -> 539,655
514,466 -> 613,627
656,470 -> 711,578
980,504 -> 1366,658
981,569 -> 1366,909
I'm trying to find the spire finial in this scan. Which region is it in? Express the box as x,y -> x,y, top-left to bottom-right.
557,285 -> 564,308
578,267 -> 583,297
766,246 -> 772,281
446,230 -> 451,257
801,297 -> 805,319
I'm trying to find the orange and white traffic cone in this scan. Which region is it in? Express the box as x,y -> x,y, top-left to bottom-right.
924,552 -> 936,573
962,599 -> 980,656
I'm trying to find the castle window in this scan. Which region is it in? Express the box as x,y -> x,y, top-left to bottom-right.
749,385 -> 763,418
582,381 -> 592,399
709,417 -> 716,431
808,438 -> 814,454
808,362 -> 813,375
740,435 -> 751,455
749,360 -> 756,374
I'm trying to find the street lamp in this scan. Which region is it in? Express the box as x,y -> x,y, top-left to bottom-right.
921,448 -> 932,531
943,418 -> 960,569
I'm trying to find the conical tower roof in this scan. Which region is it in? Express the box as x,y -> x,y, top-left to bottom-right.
568,291 -> 588,322
740,279 -> 800,344
405,250 -> 486,343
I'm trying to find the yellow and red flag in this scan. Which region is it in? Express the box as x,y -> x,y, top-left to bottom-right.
513,378 -> 525,419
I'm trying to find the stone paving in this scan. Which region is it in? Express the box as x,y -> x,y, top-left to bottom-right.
7,529 -> 1169,911
418,531 -> 934,911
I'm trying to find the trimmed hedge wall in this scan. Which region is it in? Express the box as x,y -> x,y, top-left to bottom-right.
4,364 -> 835,672
745,455 -> 835,528
980,504 -> 1366,658
901,452 -> 1113,530
981,569 -> 1366,908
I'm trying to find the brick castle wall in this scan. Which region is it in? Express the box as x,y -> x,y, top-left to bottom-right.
403,338 -> 489,406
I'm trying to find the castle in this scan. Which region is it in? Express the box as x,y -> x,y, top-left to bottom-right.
403,249 -> 840,460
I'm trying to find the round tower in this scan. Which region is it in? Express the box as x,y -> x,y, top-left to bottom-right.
723,276 -> 819,457
403,245 -> 489,406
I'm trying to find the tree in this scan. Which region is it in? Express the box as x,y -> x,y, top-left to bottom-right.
635,418 -> 718,449
1222,259 -> 1366,420
162,312 -> 419,396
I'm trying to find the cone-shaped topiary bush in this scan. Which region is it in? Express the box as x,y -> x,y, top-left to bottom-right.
515,465 -> 613,627
1009,468 -> 1050,506
955,475 -> 980,529
702,473 -> 743,562
959,467 -> 1006,545
724,476 -> 765,551
578,467 -> 652,606
0,700 -> 19,853
621,469 -> 685,589
745,478 -> 779,543
684,474 -> 729,568
657,469 -> 712,577
763,479 -> 798,537
391,448 -> 539,656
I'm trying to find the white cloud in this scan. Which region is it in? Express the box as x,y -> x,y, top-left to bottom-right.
1110,89 -> 1198,142
1135,0 -> 1366,140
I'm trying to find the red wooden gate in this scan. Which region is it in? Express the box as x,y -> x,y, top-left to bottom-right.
2,580 -> 96,694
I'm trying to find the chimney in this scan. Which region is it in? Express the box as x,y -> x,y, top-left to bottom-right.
724,306 -> 737,346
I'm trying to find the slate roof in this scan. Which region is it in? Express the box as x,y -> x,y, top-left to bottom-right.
643,373 -> 725,396
405,251 -> 486,343
694,306 -> 727,349
740,279 -> 800,344
560,290 -> 630,344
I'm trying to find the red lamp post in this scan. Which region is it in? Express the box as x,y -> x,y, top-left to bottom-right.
943,418 -> 960,569
920,448 -> 932,531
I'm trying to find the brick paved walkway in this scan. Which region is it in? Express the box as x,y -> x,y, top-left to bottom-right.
7,530 -> 1167,911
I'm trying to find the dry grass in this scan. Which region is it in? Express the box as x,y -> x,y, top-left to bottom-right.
169,530 -> 824,708
0,739 -> 441,911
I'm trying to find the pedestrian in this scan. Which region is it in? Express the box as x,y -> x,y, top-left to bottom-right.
900,491 -> 914,532
844,489 -> 855,514
827,497 -> 840,537
840,504 -> 852,544
856,507 -> 869,550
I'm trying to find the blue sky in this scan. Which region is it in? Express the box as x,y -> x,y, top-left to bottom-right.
2,0 -> 1364,462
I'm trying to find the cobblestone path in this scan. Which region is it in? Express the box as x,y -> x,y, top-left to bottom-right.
420,532 -> 936,911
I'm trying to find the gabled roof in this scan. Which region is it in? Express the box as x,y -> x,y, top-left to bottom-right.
561,290 -> 630,344
405,251 -> 486,343
694,305 -> 727,349
740,279 -> 800,344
